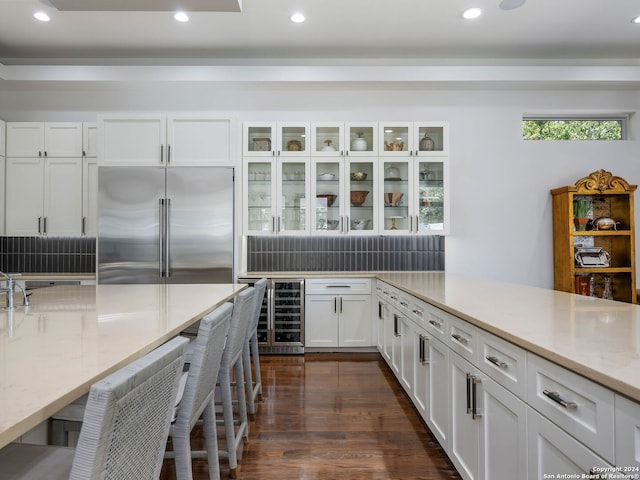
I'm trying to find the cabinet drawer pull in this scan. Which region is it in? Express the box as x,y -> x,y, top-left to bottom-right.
412,309 -> 423,316
451,333 -> 469,344
400,301 -> 408,308
326,285 -> 352,288
485,355 -> 508,368
542,389 -> 577,410
390,295 -> 398,301
429,319 -> 442,328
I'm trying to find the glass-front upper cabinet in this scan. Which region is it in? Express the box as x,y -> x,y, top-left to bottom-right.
311,157 -> 377,235
243,122 -> 310,157
243,157 -> 310,235
244,159 -> 277,233
345,123 -> 378,157
379,122 -> 413,157
311,122 -> 344,157
379,122 -> 449,157
379,156 -> 449,235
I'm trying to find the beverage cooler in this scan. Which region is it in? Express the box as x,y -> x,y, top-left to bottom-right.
238,278 -> 305,354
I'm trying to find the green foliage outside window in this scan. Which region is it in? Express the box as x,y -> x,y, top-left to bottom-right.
522,119 -> 623,140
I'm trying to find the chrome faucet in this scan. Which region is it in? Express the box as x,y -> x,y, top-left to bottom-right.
0,272 -> 30,309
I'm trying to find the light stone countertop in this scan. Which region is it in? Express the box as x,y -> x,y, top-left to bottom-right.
243,270 -> 640,402
0,283 -> 246,449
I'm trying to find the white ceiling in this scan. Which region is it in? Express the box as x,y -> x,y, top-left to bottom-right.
0,0 -> 639,65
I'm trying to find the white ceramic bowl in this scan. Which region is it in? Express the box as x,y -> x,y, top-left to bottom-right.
351,219 -> 370,230
318,173 -> 335,181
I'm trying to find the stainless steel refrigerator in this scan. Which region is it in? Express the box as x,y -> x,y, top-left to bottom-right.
97,166 -> 234,284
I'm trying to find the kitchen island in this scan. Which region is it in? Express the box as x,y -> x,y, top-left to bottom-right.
0,283 -> 246,449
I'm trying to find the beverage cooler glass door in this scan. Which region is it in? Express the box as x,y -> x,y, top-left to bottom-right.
271,280 -> 304,348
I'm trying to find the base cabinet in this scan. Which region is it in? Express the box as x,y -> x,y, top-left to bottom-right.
614,394 -> 640,476
527,408 -> 612,479
305,279 -> 372,348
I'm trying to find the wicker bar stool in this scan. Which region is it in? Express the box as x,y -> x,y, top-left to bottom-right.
242,278 -> 267,419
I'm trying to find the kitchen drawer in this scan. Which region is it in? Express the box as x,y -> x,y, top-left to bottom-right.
478,329 -> 527,401
306,278 -> 371,295
422,303 -> 449,344
409,298 -> 426,326
527,353 -> 615,463
446,314 -> 477,364
615,394 -> 640,475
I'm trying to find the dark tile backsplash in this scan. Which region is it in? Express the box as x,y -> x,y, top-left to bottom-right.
247,235 -> 444,272
0,237 -> 96,274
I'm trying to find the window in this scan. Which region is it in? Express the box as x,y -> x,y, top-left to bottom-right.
522,114 -> 629,141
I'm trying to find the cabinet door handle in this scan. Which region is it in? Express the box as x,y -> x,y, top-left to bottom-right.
340,150 -> 344,156
39,151 -> 42,157
334,297 -> 337,314
82,217 -> 86,236
277,216 -> 281,233
167,144 -> 171,164
471,376 -> 481,419
43,217 -> 47,235
419,334 -> 430,364
272,216 -> 276,233
542,390 -> 577,410
486,355 -> 508,368
38,217 -> 42,235
452,333 -> 469,344
466,373 -> 472,414
339,296 -> 343,313
160,144 -> 164,164
378,301 -> 383,320
393,314 -> 400,337
44,151 -> 48,157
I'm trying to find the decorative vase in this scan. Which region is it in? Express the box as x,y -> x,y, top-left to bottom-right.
419,133 -> 435,151
573,217 -> 589,231
351,133 -> 367,151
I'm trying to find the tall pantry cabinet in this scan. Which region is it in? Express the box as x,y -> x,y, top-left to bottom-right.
5,123 -> 84,236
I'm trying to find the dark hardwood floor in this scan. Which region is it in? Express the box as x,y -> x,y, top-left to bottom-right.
160,353 -> 461,480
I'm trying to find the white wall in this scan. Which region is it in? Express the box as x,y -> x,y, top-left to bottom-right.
1,82 -> 638,289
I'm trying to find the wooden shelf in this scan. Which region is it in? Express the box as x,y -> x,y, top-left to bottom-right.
551,169 -> 637,303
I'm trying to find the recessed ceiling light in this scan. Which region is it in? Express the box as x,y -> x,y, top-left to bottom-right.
174,11 -> 189,22
290,13 -> 305,23
462,7 -> 482,19
632,15 -> 640,24
33,11 -> 51,22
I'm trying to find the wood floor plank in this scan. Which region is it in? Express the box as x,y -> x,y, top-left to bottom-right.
160,353 -> 461,480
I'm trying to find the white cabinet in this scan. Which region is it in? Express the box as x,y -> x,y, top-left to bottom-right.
82,158 -> 97,236
7,122 -> 83,158
424,334 -> 450,451
311,156 -> 378,234
615,394 -> 640,475
309,122 -> 378,157
243,122 -> 310,157
243,156 -> 310,235
0,156 -> 4,235
379,155 -> 449,235
449,351 -> 527,480
305,279 -> 372,348
82,122 -> 97,158
98,115 -> 232,166
379,122 -> 449,157
528,407 -> 613,480
527,353 -> 615,464
6,157 -> 83,236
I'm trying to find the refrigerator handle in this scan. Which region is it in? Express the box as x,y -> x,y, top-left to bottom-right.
165,198 -> 171,278
159,198 -> 165,277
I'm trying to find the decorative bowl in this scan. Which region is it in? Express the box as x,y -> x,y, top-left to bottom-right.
326,219 -> 340,230
287,139 -> 302,151
593,217 -> 619,230
318,173 -> 335,181
350,172 -> 368,181
317,194 -> 337,207
384,192 -> 404,206
350,190 -> 369,206
351,219 -> 370,230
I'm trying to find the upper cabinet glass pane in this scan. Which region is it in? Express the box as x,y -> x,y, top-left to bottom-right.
312,124 -> 342,155
417,161 -> 445,232
381,124 -> 410,153
346,123 -> 377,156
279,124 -> 309,155
245,124 -> 274,156
416,125 -> 445,153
